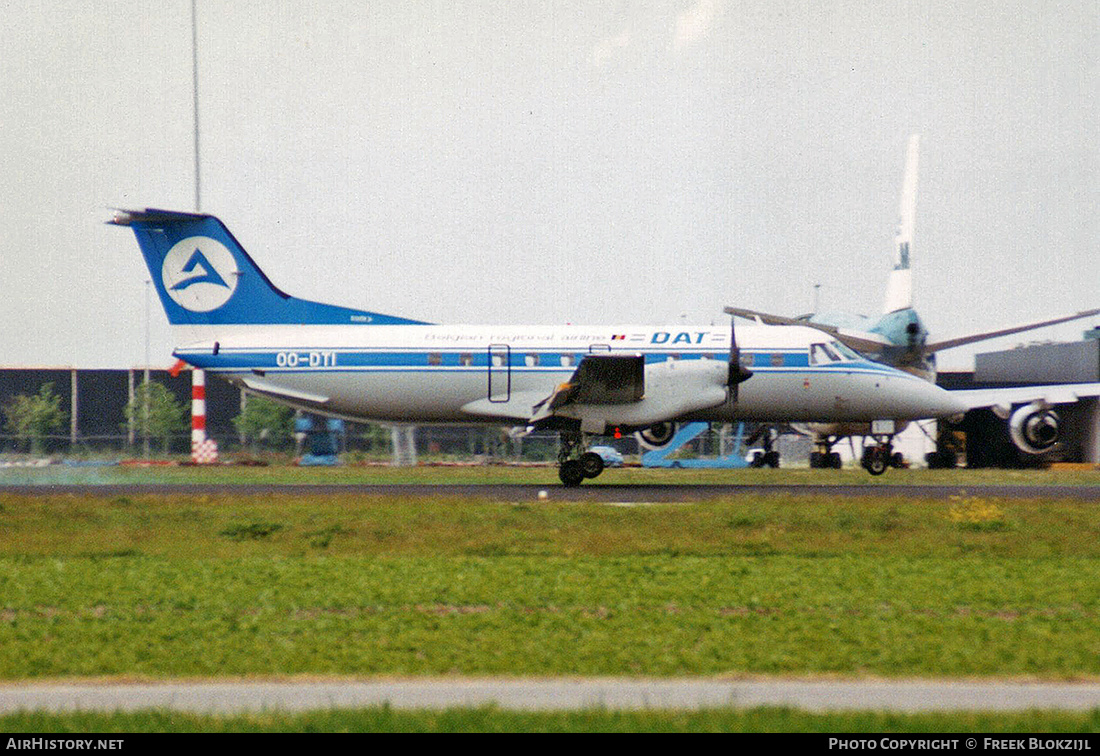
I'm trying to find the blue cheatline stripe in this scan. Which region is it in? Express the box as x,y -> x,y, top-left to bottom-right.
176,348 -> 906,376
197,363 -> 907,379
176,349 -> 869,372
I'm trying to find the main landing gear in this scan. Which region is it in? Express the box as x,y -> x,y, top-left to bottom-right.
925,426 -> 960,469
557,431 -> 605,487
860,437 -> 906,476
746,426 -> 780,468
809,436 -> 843,469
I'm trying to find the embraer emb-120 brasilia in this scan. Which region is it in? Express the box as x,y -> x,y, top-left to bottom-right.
111,208 -> 967,484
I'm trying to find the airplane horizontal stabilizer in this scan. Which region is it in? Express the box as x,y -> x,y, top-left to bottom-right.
241,378 -> 330,406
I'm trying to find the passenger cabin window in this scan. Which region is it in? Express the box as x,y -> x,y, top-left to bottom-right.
560,355 -> 575,367
459,353 -> 473,366
740,353 -> 755,367
770,353 -> 784,367
525,353 -> 540,367
428,352 -> 443,366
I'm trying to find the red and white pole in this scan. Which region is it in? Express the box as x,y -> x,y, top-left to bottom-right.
190,369 -> 218,463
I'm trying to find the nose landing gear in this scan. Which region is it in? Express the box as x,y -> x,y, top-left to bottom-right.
860,437 -> 905,475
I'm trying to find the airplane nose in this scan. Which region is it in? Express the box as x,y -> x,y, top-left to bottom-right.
923,381 -> 968,418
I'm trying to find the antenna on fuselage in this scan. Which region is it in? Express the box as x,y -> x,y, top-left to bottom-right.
723,307 -> 753,402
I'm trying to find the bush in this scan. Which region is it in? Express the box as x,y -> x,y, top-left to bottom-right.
3,383 -> 67,454
123,380 -> 187,454
233,395 -> 294,450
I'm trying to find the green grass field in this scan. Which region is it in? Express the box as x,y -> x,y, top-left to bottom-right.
2,489 -> 1100,680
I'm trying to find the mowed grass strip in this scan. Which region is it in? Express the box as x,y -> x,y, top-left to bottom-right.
1,493 -> 1099,679
5,707 -> 1100,733
2,492 -> 1100,558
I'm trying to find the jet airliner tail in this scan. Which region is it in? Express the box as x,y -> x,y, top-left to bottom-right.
109,208 -> 426,328
882,134 -> 920,314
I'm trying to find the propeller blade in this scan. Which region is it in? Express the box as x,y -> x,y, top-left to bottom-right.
728,313 -> 753,402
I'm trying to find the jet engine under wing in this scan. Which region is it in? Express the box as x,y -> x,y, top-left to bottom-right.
949,382 -> 1100,416
726,307 -> 894,354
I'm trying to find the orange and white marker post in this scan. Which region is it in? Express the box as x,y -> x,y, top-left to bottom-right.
190,369 -> 218,463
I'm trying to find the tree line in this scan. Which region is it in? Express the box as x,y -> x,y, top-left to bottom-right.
1,380 -> 295,455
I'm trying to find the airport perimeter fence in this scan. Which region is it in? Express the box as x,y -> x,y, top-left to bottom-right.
0,426 -> 606,464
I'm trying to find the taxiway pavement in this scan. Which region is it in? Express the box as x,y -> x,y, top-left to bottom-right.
4,678 -> 1100,713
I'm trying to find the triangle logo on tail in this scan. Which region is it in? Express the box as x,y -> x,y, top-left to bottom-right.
161,236 -> 240,312
171,249 -> 230,291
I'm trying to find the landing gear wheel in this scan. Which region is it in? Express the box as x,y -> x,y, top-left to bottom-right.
890,452 -> 905,468
925,449 -> 958,469
862,448 -> 888,476
579,452 -> 605,479
828,452 -> 842,469
559,460 -> 585,487
764,451 -> 780,468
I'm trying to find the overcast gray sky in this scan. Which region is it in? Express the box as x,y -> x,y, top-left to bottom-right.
1,0 -> 1096,370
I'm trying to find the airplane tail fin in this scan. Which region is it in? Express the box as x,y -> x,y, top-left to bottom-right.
109,209 -> 426,328
882,134 -> 920,314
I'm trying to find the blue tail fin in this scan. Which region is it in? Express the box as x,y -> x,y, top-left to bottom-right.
109,209 -> 427,326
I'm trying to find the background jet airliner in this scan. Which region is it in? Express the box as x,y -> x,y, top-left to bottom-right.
729,135 -> 1100,469
110,208 -> 967,483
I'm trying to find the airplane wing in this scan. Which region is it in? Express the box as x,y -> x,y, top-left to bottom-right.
467,353 -> 729,432
726,307 -> 894,354
458,355 -> 647,425
529,354 -> 645,424
923,309 -> 1100,355
724,307 -> 811,328
949,382 -> 1100,415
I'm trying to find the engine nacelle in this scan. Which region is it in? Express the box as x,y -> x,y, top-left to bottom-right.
1009,402 -> 1060,455
561,359 -> 727,437
636,422 -> 678,450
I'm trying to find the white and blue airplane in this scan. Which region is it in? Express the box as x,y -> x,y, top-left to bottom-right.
110,208 -> 969,484
730,135 -> 1100,469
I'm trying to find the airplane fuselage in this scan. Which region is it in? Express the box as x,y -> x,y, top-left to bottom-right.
176,323 -> 965,427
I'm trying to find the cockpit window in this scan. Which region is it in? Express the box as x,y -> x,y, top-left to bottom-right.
810,343 -> 837,364
813,341 -> 860,364
833,341 -> 862,361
